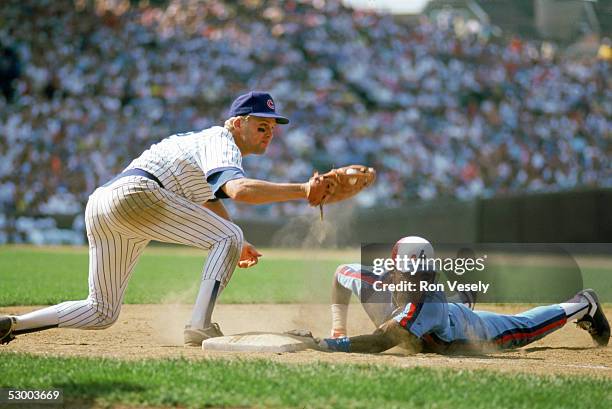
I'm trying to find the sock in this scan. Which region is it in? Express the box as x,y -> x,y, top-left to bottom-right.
13,306 -> 60,333
559,294 -> 590,322
331,304 -> 348,337
189,280 -> 221,330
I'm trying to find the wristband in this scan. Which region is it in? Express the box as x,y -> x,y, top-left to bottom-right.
324,336 -> 351,352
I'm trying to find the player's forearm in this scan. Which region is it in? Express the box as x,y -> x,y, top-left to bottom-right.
203,200 -> 232,221
223,178 -> 307,204
322,319 -> 423,354
349,333 -> 399,353
321,333 -> 398,353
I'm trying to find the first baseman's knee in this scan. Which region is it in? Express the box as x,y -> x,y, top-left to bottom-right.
211,222 -> 243,257
90,310 -> 120,329
234,224 -> 244,246
226,222 -> 244,252
85,302 -> 121,329
219,220 -> 243,245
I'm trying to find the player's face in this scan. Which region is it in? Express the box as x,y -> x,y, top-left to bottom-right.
391,269 -> 412,307
390,269 -> 428,307
243,116 -> 276,154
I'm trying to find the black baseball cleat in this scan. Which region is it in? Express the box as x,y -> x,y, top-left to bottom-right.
576,289 -> 610,347
0,315 -> 16,345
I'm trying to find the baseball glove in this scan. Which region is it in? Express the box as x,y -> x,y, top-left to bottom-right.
306,165 -> 376,208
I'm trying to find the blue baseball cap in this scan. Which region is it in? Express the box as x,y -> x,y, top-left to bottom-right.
229,91 -> 289,124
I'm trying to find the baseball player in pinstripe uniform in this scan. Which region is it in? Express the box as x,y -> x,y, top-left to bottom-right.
0,91 -> 318,347
321,237 -> 610,353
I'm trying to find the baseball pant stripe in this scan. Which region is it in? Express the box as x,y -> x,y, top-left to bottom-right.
139,187 -> 239,249
104,183 -> 242,285
49,178 -> 241,330
56,193 -> 150,329
57,234 -> 148,328
494,315 -> 567,348
337,267 -> 378,285
489,307 -> 568,348
111,185 -> 220,247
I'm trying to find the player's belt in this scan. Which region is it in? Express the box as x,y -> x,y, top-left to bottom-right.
103,168 -> 164,188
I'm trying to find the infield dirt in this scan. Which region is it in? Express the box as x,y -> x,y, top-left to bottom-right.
1,304 -> 610,378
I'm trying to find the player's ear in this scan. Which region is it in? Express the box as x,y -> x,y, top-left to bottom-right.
236,115 -> 250,129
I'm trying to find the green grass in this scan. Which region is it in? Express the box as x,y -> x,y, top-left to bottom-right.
1,354 -> 610,409
1,247 -> 611,408
1,246 -> 611,306
0,246 -> 340,305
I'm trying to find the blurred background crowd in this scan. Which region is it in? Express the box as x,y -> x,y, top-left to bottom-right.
0,0 -> 610,244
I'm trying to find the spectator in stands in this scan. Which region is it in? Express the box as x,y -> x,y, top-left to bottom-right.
0,0 -> 609,243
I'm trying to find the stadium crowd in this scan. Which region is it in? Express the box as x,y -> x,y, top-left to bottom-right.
0,0 -> 610,243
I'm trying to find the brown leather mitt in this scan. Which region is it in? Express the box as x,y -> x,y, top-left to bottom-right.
306,165 -> 376,207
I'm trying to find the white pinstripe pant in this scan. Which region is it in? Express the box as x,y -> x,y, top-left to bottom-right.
54,176 -> 243,329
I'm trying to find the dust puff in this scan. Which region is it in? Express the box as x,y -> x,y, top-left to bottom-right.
151,285 -> 196,345
271,203 -> 358,337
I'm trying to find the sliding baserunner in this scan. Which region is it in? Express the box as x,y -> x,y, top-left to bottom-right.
322,236 -> 609,354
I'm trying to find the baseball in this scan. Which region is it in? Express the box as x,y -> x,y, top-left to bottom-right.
346,168 -> 358,184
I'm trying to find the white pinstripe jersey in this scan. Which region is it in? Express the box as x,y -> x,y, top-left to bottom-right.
125,126 -> 243,203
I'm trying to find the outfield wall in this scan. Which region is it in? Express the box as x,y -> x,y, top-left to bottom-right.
239,189 -> 612,246
6,189 -> 612,246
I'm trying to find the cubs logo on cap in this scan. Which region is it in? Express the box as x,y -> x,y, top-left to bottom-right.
229,91 -> 289,124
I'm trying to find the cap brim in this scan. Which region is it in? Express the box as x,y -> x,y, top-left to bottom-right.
250,112 -> 290,124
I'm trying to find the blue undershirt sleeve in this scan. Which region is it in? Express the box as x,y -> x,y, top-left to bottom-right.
206,167 -> 245,200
